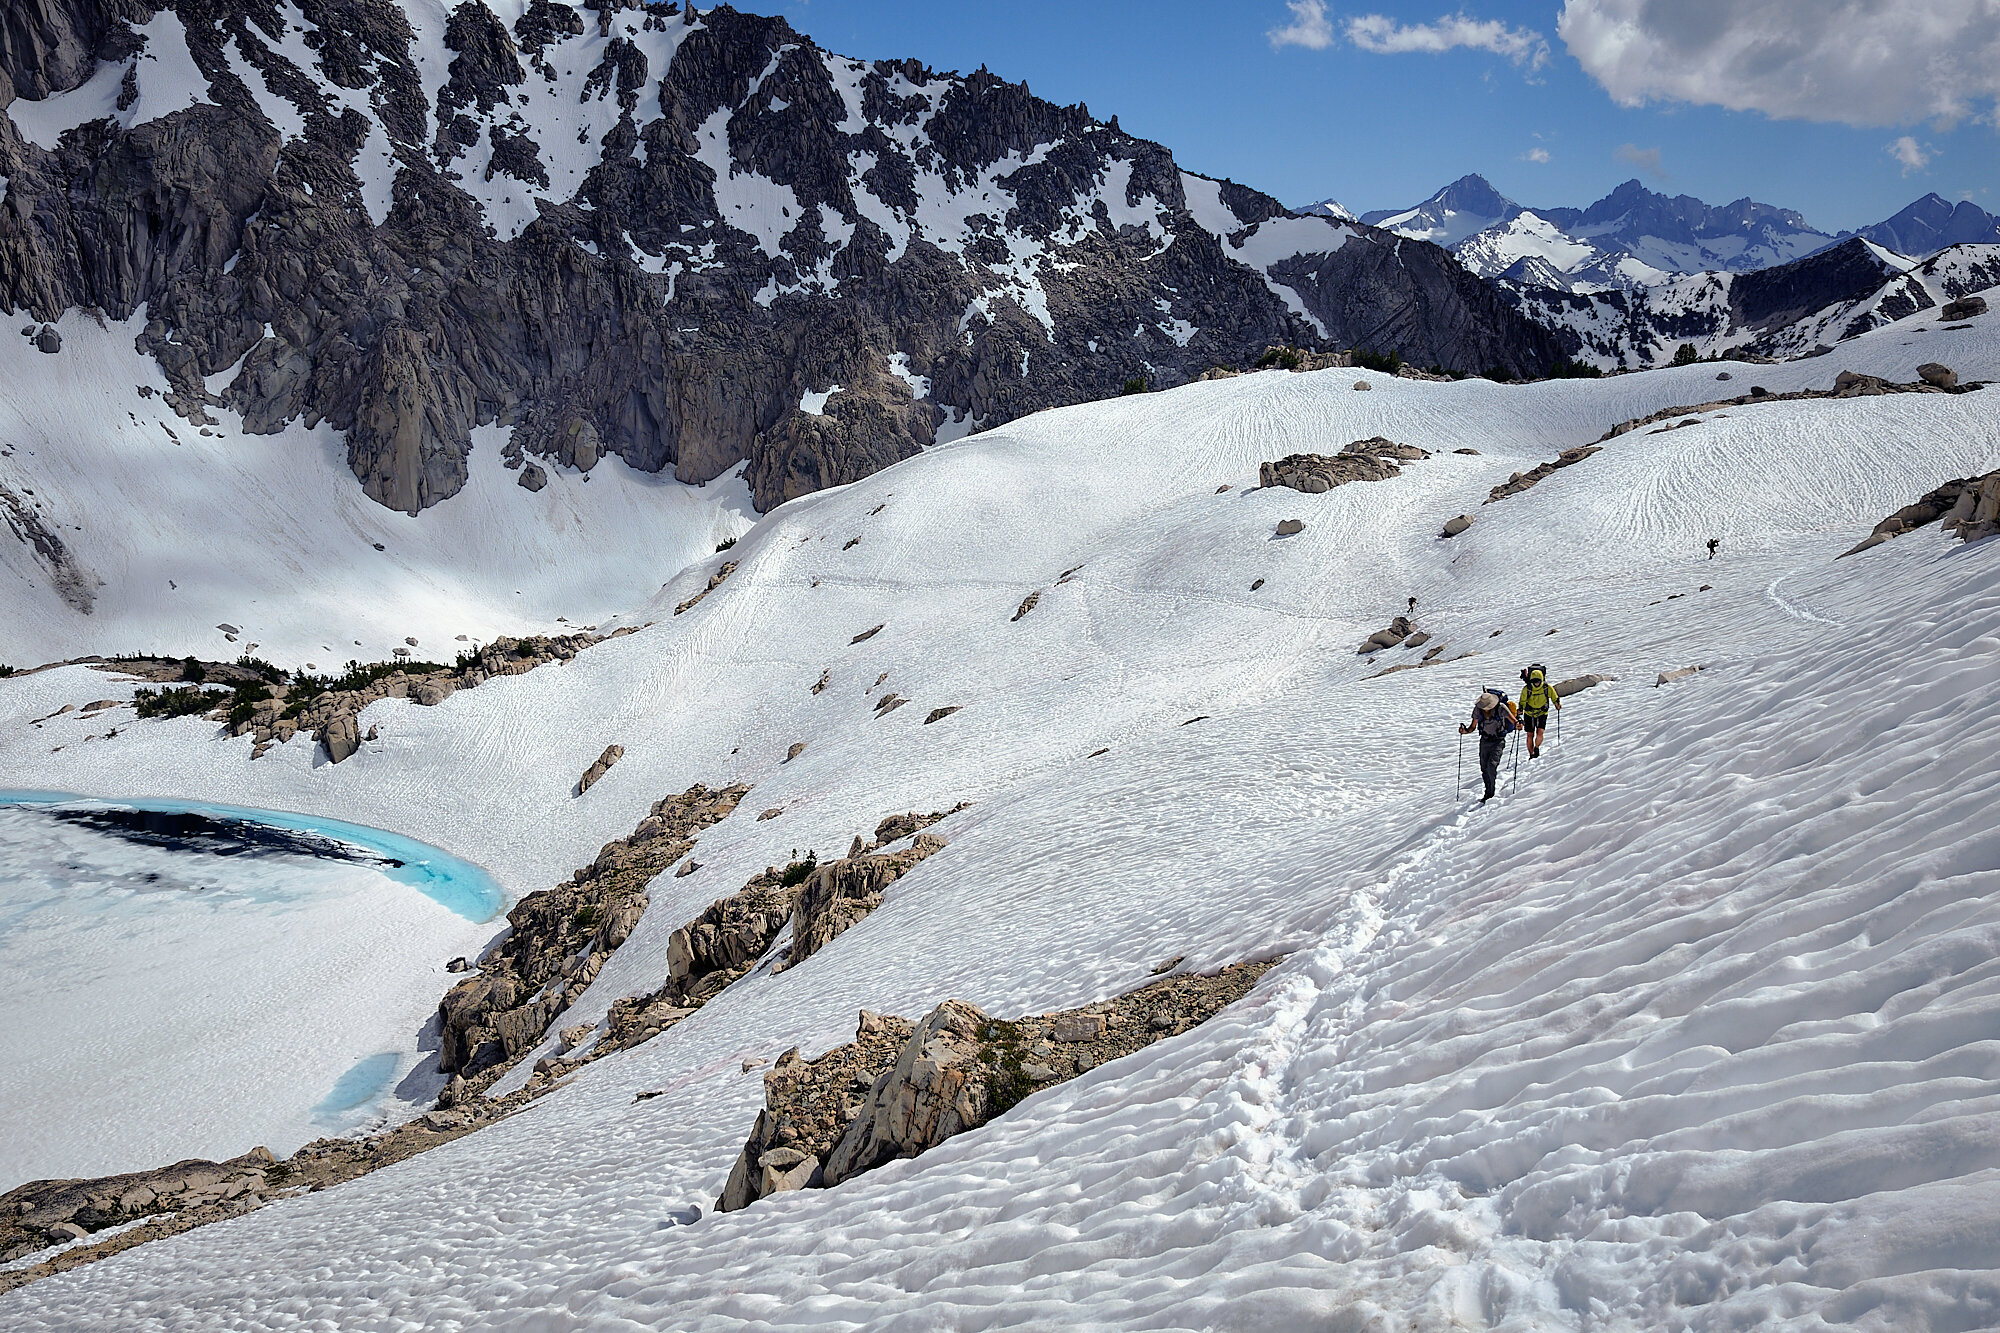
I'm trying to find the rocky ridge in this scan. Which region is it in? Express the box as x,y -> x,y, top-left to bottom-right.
717,958 -> 1277,1212
438,781 -> 753,1078
0,0 -> 1561,526
1593,365 -> 1982,444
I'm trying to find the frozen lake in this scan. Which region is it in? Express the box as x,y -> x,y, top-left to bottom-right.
0,793 -> 503,1188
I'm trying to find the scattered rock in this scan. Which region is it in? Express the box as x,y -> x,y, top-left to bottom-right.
1454,448 -> 1480,455
758,807 -> 784,821
576,744 -> 624,795
1013,591 -> 1041,621
1352,380 -> 1371,391
1916,362 -> 1959,390
1215,483 -> 1232,493
923,706 -> 961,725
1941,296 -> 1988,322
445,957 -> 471,973
1441,514 -> 1473,539
1275,519 -> 1304,537
33,325 -> 61,354
851,624 -> 885,644
517,462 -> 548,491
558,1024 -> 593,1052
1553,674 -> 1613,697
1656,666 -> 1703,687
811,669 -> 832,695
1250,578 -> 1265,591
1716,372 -> 1732,381
874,694 -> 908,716
675,860 -> 700,878
1402,631 -> 1431,649
1485,445 -> 1602,503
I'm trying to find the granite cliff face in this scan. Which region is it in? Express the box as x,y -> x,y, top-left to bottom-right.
0,0 -> 1561,515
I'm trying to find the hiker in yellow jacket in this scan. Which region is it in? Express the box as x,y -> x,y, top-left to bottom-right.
1517,663 -> 1560,759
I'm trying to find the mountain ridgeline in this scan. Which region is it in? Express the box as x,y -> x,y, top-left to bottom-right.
0,0 -> 1560,516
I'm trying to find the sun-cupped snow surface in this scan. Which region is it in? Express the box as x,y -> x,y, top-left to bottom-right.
0,312 -> 754,666
2,298 -> 1999,1327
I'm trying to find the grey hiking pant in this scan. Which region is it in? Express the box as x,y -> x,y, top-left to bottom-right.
1479,735 -> 1506,799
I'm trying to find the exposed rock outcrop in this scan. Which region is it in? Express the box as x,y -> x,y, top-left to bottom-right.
1597,373 -> 1981,443
1842,468 -> 2000,556
1358,615 -> 1416,654
784,832 -> 946,970
1259,437 -> 1429,494
717,958 -> 1277,1212
1941,296 -> 1988,321
1484,445 -> 1602,503
437,782 -> 751,1077
675,562 -> 737,616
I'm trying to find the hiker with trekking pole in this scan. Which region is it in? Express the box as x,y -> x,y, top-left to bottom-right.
1458,689 -> 1519,803
1516,663 -> 1560,759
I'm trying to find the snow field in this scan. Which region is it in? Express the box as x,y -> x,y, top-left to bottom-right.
0,312 -> 754,667
0,295 -> 1998,1326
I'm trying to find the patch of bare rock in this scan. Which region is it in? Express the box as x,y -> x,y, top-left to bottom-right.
1842,467 -> 2000,556
675,561 -> 738,616
576,744 -> 624,795
1485,445 -> 1603,504
718,959 -> 1279,1212
1260,437 -> 1430,494
438,783 -> 753,1080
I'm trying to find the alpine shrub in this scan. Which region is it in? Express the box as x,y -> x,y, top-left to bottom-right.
133,685 -> 226,718
1120,376 -> 1150,396
180,656 -> 207,683
1672,343 -> 1701,366
1352,347 -> 1403,375
778,853 -> 819,887
716,537 -> 737,552
234,655 -> 288,683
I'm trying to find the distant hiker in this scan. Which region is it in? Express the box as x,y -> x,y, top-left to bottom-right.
1459,690 -> 1517,802
1516,663 -> 1560,759
1407,596 -> 1418,613
1706,537 -> 1720,560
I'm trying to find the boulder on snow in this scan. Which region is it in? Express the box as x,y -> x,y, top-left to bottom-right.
576,744 -> 624,795
1656,666 -> 1703,687
1941,296 -> 1988,322
34,325 -> 61,354
784,741 -> 807,762
1553,674 -> 1614,698
1275,519 -> 1304,537
1352,380 -> 1371,391
517,462 -> 548,492
1916,362 -> 1958,389
1358,616 -> 1415,654
1441,514 -> 1474,538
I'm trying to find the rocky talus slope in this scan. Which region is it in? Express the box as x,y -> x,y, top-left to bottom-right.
1844,466 -> 2000,556
0,1 -> 1560,520
717,959 -> 1278,1212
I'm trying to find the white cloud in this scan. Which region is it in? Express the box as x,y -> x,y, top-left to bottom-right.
1523,147 -> 1552,163
1559,0 -> 2000,127
1616,143 -> 1664,177
1268,0 -> 1335,50
1345,12 -> 1551,67
1887,135 -> 1934,174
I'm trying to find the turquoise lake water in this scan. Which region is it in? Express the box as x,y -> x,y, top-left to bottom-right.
0,790 -> 503,922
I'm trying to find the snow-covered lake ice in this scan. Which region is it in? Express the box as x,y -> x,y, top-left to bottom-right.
0,794 -> 501,1187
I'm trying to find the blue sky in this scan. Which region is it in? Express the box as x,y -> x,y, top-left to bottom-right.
768,1 -> 2000,232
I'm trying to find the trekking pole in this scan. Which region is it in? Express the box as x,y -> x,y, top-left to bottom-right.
1456,732 -> 1464,799
1512,730 -> 1521,788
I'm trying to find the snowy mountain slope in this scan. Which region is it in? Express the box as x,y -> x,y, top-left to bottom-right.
0,308 -> 754,666
1361,172 -> 1519,248
1508,237 -> 1964,370
1849,193 -> 2000,257
0,1 -> 1559,525
2,294 -> 1998,1325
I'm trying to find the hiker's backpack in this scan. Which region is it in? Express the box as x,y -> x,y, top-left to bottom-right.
1521,664 -> 1552,713
1478,689 -> 1516,738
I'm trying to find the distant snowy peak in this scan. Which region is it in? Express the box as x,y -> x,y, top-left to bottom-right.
1297,197 -> 1356,222
1360,173 -> 1521,249
1355,175 -> 1833,292
1848,194 -> 2000,258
